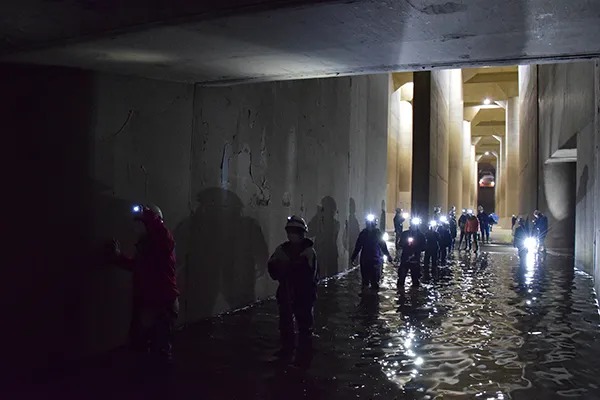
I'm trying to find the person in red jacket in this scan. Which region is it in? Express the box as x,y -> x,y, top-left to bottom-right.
112,204 -> 180,371
464,209 -> 480,253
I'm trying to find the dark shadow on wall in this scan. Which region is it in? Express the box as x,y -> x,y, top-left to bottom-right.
181,187 -> 269,322
343,197 -> 360,258
308,196 -> 340,277
380,200 -> 386,232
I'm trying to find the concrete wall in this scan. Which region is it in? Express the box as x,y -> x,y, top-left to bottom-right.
538,63 -> 596,160
1,65 -> 388,375
538,62 -> 595,254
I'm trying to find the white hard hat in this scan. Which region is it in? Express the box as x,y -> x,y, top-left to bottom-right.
286,215 -> 308,232
147,204 -> 164,220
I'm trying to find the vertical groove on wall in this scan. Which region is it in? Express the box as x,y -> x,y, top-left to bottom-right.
184,83 -> 198,327
536,65 -> 540,210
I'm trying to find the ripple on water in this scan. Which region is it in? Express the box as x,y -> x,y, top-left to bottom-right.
168,249 -> 600,400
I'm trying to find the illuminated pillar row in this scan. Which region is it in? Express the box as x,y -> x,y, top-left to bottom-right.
462,121 -> 472,209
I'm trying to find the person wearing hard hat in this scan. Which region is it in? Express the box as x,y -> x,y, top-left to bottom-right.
351,214 -> 391,292
112,204 -> 180,373
268,215 -> 319,360
397,217 -> 427,289
393,208 -> 407,261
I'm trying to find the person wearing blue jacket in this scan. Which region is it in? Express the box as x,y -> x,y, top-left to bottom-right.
351,214 -> 391,291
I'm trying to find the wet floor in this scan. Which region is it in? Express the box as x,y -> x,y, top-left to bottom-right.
17,243 -> 600,400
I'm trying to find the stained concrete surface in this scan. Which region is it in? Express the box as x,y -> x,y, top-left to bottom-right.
517,65 -> 538,217
3,0 -> 600,83
10,242 -> 600,400
411,70 -> 451,218
1,64 -> 388,378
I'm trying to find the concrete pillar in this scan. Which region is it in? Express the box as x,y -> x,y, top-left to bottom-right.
505,97 -> 520,225
397,100 -> 413,209
387,80 -> 400,223
462,121 -> 472,209
494,137 -> 504,220
448,69 -> 463,211
387,79 -> 413,226
411,71 -> 432,218
471,145 -> 477,207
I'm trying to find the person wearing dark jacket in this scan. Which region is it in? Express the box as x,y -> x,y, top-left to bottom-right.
424,221 -> 441,279
437,219 -> 453,264
393,208 -> 406,261
533,210 -> 549,252
398,218 -> 426,289
352,215 -> 391,291
268,215 -> 318,356
448,212 -> 458,250
458,209 -> 468,250
513,217 -> 529,259
477,206 -> 490,244
112,204 -> 180,371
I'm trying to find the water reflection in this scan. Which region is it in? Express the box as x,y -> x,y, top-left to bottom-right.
31,247 -> 600,399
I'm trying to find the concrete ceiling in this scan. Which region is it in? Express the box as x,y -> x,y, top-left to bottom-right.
463,67 -> 520,155
2,0 -> 600,84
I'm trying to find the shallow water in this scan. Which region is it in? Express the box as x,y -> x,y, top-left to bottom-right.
174,248 -> 600,400
24,245 -> 600,400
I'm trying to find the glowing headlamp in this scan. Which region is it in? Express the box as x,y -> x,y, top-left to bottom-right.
429,220 -> 437,228
440,216 -> 448,223
366,214 -> 376,222
411,217 -> 422,225
524,237 -> 537,250
132,205 -> 141,213
408,237 -> 414,244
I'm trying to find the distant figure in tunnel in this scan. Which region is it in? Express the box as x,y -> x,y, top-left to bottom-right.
351,214 -> 391,292
458,209 -> 468,250
513,217 -> 529,259
465,209 -> 480,253
448,208 -> 458,251
437,217 -> 452,265
393,208 -> 406,261
533,210 -> 549,253
423,220 -> 441,280
397,217 -> 426,289
268,216 -> 319,358
112,204 -> 180,373
477,205 -> 490,244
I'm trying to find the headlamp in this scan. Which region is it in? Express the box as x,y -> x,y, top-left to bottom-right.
411,217 -> 421,225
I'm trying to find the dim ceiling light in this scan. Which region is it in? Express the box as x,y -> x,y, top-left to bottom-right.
483,98 -> 492,105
